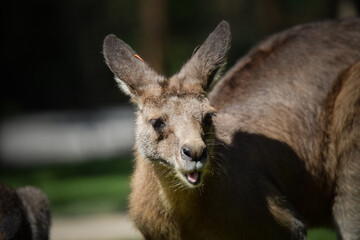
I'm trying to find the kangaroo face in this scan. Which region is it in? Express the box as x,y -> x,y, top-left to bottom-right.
136,94 -> 215,187
103,21 -> 230,188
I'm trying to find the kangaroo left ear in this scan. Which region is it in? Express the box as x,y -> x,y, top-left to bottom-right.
103,34 -> 165,99
176,21 -> 231,92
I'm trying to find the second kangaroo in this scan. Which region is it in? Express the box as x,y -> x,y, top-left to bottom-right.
103,18 -> 360,239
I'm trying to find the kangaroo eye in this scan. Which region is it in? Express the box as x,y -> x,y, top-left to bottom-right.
150,118 -> 165,131
203,112 -> 216,127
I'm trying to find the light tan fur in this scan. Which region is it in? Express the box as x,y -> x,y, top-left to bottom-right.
103,18 -> 360,239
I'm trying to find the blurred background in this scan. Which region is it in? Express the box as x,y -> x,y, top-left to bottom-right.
0,0 -> 358,239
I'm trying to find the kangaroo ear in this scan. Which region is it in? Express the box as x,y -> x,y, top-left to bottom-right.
103,34 -> 165,98
176,21 -> 231,92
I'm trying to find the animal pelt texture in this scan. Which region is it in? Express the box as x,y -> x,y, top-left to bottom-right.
0,183 -> 51,240
103,18 -> 360,240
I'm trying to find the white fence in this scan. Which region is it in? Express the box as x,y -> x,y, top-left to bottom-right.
0,107 -> 135,166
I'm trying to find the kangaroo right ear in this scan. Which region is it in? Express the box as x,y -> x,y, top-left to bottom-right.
103,34 -> 165,98
175,21 -> 231,93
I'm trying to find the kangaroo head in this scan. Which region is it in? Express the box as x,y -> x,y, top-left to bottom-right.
103,21 -> 231,188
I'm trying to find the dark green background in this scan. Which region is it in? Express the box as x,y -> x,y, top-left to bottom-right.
1,0 -> 351,116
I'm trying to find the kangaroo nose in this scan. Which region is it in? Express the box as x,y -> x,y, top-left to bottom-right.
181,145 -> 207,162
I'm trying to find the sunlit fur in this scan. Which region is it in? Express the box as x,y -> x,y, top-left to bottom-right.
134,93 -> 216,188
104,19 -> 360,240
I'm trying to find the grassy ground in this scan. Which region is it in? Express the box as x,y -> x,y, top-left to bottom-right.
0,157 -> 336,239
0,156 -> 133,215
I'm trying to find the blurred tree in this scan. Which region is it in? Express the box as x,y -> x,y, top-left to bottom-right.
140,0 -> 167,73
1,0 -> 357,118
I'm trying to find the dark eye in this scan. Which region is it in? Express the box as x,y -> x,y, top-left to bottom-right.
203,112 -> 216,127
150,118 -> 165,131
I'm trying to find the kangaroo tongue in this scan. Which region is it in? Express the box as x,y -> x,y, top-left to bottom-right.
186,171 -> 199,184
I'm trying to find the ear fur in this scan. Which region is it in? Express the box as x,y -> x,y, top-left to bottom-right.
103,34 -> 165,98
115,76 -> 135,98
175,20 -> 231,92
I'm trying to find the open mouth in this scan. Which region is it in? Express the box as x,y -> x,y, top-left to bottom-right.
185,171 -> 202,186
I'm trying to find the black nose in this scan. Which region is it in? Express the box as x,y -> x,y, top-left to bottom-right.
181,145 -> 207,162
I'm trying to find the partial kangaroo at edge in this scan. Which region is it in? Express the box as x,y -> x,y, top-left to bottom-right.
0,183 -> 51,240
103,18 -> 360,240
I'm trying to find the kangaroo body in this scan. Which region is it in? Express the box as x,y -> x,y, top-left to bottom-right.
208,18 -> 360,239
103,18 -> 360,240
0,183 -> 51,240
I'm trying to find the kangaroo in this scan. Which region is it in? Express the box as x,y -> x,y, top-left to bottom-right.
0,183 -> 51,240
103,18 -> 360,240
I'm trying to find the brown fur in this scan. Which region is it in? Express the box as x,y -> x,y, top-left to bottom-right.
0,183 -> 51,240
103,18 -> 360,239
